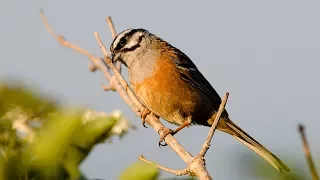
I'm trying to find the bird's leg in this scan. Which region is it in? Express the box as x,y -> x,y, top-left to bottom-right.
158,117 -> 192,146
138,106 -> 152,128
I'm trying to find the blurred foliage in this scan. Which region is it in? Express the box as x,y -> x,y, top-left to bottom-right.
0,82 -> 57,120
119,161 -> 197,180
119,161 -> 159,180
0,81 -> 138,180
234,149 -> 314,180
160,177 -> 196,180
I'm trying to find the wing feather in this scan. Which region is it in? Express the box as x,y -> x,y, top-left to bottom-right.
169,50 -> 222,105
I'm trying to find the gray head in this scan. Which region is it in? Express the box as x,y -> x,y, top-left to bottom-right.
110,28 -> 156,67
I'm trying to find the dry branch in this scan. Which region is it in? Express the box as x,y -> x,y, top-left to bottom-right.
40,10 -> 230,179
298,124 -> 319,180
105,16 -> 121,72
139,155 -> 189,176
200,92 -> 229,157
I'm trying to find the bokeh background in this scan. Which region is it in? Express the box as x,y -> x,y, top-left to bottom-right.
3,0 -> 320,179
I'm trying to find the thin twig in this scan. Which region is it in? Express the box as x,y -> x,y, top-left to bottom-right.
199,92 -> 229,157
40,9 -> 116,89
139,155 -> 189,176
298,124 -> 319,180
40,9 -> 59,40
106,16 -> 121,72
106,16 -> 117,39
94,32 -> 110,56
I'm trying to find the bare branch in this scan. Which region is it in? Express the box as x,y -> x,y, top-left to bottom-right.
40,10 -> 93,58
139,155 -> 189,176
94,32 -> 110,57
106,16 -> 121,72
40,9 -> 59,40
298,124 -> 319,180
40,10 -> 116,89
199,92 -> 229,157
106,16 -> 117,39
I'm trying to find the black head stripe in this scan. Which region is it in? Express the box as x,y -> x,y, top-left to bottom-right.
114,28 -> 147,52
114,29 -> 137,51
120,35 -> 143,53
113,28 -> 146,51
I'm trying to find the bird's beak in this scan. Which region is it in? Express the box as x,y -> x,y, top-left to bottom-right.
111,52 -> 120,63
111,51 -> 116,63
111,54 -> 116,63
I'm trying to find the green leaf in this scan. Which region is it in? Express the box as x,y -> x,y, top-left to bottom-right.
26,112 -> 82,179
73,115 -> 117,151
119,161 -> 159,180
64,115 -> 117,167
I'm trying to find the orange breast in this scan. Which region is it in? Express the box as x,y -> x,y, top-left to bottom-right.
132,54 -> 200,125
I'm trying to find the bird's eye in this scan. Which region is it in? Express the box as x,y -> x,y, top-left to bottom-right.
114,37 -> 127,51
119,38 -> 126,47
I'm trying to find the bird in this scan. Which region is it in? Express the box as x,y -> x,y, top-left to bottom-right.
110,28 -> 290,172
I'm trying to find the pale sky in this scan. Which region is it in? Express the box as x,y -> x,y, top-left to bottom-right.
3,0 -> 320,179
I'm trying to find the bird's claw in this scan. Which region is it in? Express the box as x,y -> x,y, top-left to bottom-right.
141,119 -> 148,128
158,127 -> 174,147
139,107 -> 151,128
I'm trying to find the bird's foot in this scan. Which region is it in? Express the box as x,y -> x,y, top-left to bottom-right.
158,127 -> 176,147
138,107 -> 152,128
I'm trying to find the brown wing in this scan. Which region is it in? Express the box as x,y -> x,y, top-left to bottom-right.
168,49 -> 222,105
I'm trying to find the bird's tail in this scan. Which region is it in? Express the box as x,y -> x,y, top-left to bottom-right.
222,119 -> 290,172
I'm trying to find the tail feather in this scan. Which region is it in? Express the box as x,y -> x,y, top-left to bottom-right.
224,120 -> 290,172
